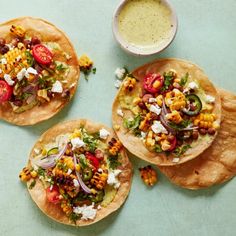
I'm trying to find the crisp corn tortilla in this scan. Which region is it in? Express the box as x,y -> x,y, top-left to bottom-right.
112,58 -> 221,166
159,89 -> 236,189
27,119 -> 132,226
0,17 -> 80,126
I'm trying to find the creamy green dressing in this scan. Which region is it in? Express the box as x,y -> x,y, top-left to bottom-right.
118,0 -> 172,47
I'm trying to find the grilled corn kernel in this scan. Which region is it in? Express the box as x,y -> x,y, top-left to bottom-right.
108,138 -> 122,155
195,113 -> 216,129
79,54 -> 93,69
10,25 -> 26,37
166,110 -> 183,124
61,200 -> 72,215
19,167 -> 31,182
30,170 -> 38,178
139,165 -> 157,186
139,113 -> 152,131
91,170 -> 108,190
156,95 -> 163,107
133,97 -> 142,105
161,139 -> 171,151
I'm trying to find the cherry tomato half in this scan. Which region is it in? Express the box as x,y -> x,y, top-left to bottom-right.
0,80 -> 13,102
168,136 -> 177,151
32,44 -> 53,65
46,185 -> 60,204
143,73 -> 164,94
86,152 -> 100,170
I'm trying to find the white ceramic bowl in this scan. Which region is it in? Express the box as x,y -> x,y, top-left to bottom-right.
112,0 -> 178,56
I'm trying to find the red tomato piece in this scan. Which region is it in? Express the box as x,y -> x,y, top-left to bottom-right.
0,80 -> 13,102
46,185 -> 60,204
32,44 -> 53,65
168,136 -> 177,151
143,73 -> 164,94
86,152 -> 100,170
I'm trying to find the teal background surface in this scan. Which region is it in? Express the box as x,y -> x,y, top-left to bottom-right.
1,0 -> 236,235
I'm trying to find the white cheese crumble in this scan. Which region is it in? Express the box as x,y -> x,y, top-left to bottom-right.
188,81 -> 199,90
17,68 -> 27,81
151,121 -> 168,134
114,79 -> 122,89
0,58 -> 7,64
71,137 -> 85,150
107,169 -> 122,189
34,148 -> 40,154
73,179 -> 79,187
148,97 -> 156,103
99,128 -> 110,139
172,157 -> 180,163
141,131 -> 147,139
73,203 -> 97,220
51,80 -> 63,93
114,67 -> 126,79
150,104 -> 161,115
205,95 -> 215,103
4,74 -> 14,86
117,108 -> 124,117
27,67 -> 38,75
67,168 -> 72,175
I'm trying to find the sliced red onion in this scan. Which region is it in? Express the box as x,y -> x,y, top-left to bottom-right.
26,94 -> 36,104
31,144 -> 67,169
73,155 -> 91,194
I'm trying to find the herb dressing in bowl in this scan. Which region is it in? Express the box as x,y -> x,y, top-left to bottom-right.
113,0 -> 178,56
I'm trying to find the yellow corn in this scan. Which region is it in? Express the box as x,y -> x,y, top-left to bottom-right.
145,131 -> 155,147
19,167 -> 31,182
30,170 -> 38,178
139,165 -> 157,187
79,54 -> 93,69
133,97 -> 142,105
108,138 -> 122,155
91,170 -> 108,190
10,25 -> 26,37
0,47 -> 29,79
194,113 -> 216,128
166,110 -> 183,124
61,200 -> 72,215
123,77 -> 136,91
64,157 -> 74,170
139,113 -> 152,131
161,139 -> 171,151
156,95 -> 163,107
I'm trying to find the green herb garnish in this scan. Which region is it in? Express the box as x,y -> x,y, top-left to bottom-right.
78,154 -> 88,169
25,51 -> 34,66
168,120 -> 192,131
92,68 -> 97,74
29,179 -> 36,189
56,63 -> 67,72
173,144 -> 191,157
108,155 -> 121,169
154,144 -> 163,153
161,72 -> 174,91
179,73 -> 189,86
37,167 -> 45,177
69,212 -> 81,224
123,114 -> 141,130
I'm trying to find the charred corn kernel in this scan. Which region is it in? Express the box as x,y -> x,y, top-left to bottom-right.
19,167 -> 31,182
69,129 -> 82,139
146,137 -> 155,147
195,113 -> 216,128
108,138 -> 122,155
37,89 -> 50,102
30,170 -> 38,178
153,80 -> 161,89
194,119 -> 200,126
139,165 -> 157,186
165,110 -> 183,124
75,164 -> 80,171
61,200 -> 72,215
0,48 -> 29,79
156,95 -> 163,107
170,100 -> 186,111
123,76 -> 136,91
91,170 -> 108,190
17,42 -> 25,50
160,133 -> 167,140
10,25 -> 26,37
133,97 -> 142,105
79,54 -> 93,69
161,139 -> 171,151
139,113 -> 152,131
64,157 -> 74,170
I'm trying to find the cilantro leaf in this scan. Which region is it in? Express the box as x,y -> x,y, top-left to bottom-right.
108,155 -> 121,169
168,120 -> 192,131
161,72 -> 174,91
154,144 -> 163,153
180,73 -> 189,86
29,179 -> 36,189
173,144 -> 191,157
123,114 -> 141,130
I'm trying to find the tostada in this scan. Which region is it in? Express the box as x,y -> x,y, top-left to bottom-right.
0,17 -> 79,125
112,59 -> 221,166
19,119 -> 132,226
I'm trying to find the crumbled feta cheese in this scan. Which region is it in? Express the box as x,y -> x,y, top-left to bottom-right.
73,179 -> 79,187
51,80 -> 63,93
34,148 -> 40,154
73,203 -> 97,220
150,104 -> 161,115
114,79 -> 122,89
115,67 -> 126,79
148,97 -> 156,103
27,67 -> 38,75
205,95 -> 215,104
16,55 -> 22,61
17,68 -> 27,81
4,74 -> 14,86
71,137 -> 85,150
188,81 -> 199,90
117,108 -> 124,117
67,168 -> 72,175
107,169 -> 122,189
141,131 -> 147,139
0,58 -> 7,64
99,128 -> 110,139
172,158 -> 180,163
151,121 -> 168,134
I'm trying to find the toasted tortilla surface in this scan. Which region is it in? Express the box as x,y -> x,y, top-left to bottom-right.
112,58 -> 221,166
159,89 -> 236,189
27,119 -> 132,226
0,17 -> 80,126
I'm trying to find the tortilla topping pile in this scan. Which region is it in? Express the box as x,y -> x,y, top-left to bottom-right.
118,69 -> 220,162
20,127 -> 123,223
0,24 -> 72,113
